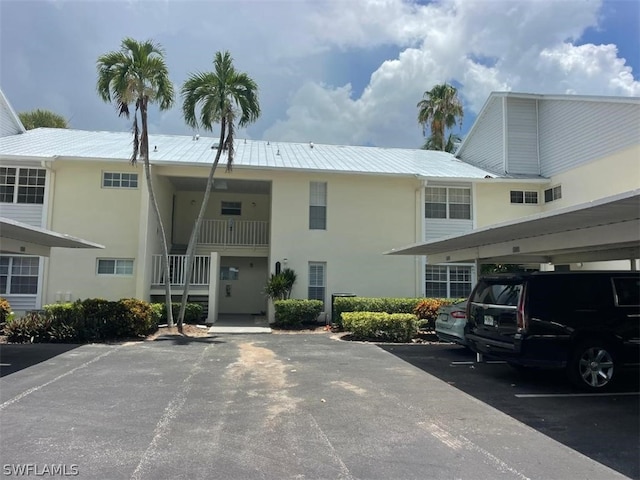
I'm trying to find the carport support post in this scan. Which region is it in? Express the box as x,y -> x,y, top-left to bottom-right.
474,258 -> 483,363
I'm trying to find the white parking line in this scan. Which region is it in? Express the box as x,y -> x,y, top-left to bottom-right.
0,346 -> 120,411
450,361 -> 506,365
515,392 -> 640,398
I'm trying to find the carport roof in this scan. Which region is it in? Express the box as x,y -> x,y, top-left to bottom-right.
0,217 -> 104,252
385,189 -> 640,265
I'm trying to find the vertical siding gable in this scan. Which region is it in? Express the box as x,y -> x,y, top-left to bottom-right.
0,90 -> 25,137
538,100 -> 640,176
458,98 -> 504,173
505,98 -> 540,175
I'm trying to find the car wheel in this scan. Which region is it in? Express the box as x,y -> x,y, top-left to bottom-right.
568,340 -> 617,391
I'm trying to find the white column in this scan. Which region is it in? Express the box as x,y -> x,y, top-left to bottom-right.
208,252 -> 220,323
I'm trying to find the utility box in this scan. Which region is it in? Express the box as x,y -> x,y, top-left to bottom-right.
331,293 -> 357,324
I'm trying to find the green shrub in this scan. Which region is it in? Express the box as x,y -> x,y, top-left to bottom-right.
4,312 -> 76,343
116,298 -> 157,337
333,297 -> 420,326
0,297 -> 12,324
273,299 -> 324,328
333,296 -> 459,327
342,312 -> 417,342
153,303 -> 204,324
414,298 -> 453,330
4,312 -> 49,343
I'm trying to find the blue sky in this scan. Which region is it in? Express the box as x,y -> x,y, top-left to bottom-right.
1,0 -> 638,148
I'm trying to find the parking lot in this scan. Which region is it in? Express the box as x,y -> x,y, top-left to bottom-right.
0,334 -> 637,479
381,342 -> 640,479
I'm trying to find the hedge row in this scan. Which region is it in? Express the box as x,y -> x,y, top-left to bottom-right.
333,296 -> 460,327
342,312 -> 417,343
2,298 -> 204,343
273,299 -> 324,328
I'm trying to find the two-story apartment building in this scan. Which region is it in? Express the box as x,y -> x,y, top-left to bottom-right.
1,90 -> 638,321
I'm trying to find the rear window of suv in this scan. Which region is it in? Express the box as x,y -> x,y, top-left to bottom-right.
472,280 -> 522,306
613,277 -> 640,306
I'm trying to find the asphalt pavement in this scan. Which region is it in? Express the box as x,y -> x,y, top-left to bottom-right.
0,333 -> 635,480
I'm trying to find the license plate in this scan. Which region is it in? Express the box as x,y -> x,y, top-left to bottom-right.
483,315 -> 494,326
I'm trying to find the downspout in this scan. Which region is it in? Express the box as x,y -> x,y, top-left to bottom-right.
416,178 -> 427,297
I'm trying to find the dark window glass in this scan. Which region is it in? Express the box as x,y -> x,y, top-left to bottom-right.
524,191 -> 538,204
613,278 -> 640,306
510,191 -> 524,203
309,206 -> 327,229
221,201 -> 241,216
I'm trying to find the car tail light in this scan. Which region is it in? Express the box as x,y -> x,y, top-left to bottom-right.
451,310 -> 466,319
516,284 -> 527,332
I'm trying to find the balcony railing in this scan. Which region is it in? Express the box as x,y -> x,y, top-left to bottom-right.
198,219 -> 269,246
151,255 -> 210,286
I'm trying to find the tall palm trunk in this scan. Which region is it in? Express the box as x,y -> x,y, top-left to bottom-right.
140,98 -> 175,327
177,118 -> 227,327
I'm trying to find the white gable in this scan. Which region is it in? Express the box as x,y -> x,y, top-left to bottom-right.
0,89 -> 26,137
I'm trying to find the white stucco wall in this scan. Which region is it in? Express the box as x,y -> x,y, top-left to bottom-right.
542,143 -> 640,212
45,160 -> 142,303
474,181 -> 548,227
269,171 -> 419,303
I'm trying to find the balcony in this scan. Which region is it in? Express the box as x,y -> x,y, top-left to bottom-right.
198,219 -> 269,246
151,255 -> 210,286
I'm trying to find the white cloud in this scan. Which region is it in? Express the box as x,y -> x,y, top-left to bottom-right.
1,0 -> 637,148
263,0 -> 638,147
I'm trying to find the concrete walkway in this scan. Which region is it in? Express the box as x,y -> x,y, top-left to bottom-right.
209,313 -> 271,334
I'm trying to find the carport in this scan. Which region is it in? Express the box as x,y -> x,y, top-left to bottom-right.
386,189 -> 640,267
0,217 -> 104,255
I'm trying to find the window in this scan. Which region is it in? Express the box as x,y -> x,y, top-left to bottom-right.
544,185 -> 562,203
426,265 -> 473,298
97,259 -> 134,275
221,201 -> 241,216
0,167 -> 46,204
613,277 -> 640,307
425,187 -> 471,220
102,172 -> 138,189
308,262 -> 326,304
220,266 -> 239,281
510,190 -> 538,204
309,182 -> 327,229
0,256 -> 39,294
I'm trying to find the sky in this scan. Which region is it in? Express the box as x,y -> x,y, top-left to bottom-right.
0,0 -> 638,149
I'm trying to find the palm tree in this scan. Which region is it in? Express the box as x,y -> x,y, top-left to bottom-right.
422,132 -> 462,153
417,83 -> 463,151
179,51 -> 260,327
96,38 -> 177,327
19,109 -> 68,129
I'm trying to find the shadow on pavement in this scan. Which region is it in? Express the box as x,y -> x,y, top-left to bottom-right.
152,335 -> 225,346
0,343 -> 83,378
380,342 -> 640,480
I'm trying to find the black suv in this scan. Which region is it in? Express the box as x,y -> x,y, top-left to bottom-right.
465,271 -> 640,391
